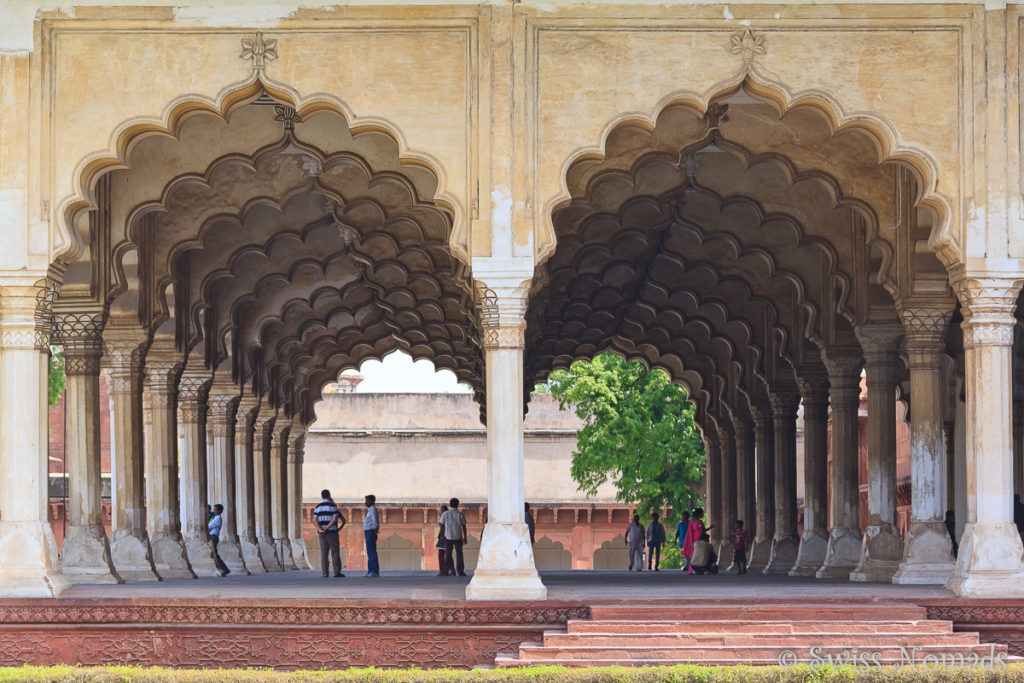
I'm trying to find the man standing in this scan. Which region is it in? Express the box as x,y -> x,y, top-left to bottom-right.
208,504 -> 230,576
524,502 -> 536,546
646,512 -> 667,571
363,494 -> 380,577
625,514 -> 645,572
440,497 -> 468,577
313,490 -> 345,578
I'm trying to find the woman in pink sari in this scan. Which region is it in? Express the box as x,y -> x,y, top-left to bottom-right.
683,508 -> 708,575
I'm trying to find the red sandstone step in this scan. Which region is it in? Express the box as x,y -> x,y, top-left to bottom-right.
514,643 -> 1005,662
541,632 -> 981,648
588,604 -> 928,621
566,619 -> 954,635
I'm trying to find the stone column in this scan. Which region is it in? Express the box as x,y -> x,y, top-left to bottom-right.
717,422 -> 737,568
466,285 -> 546,600
947,278 -> 1024,596
791,371 -> 830,576
704,426 -> 722,547
747,401 -> 774,570
234,397 -> 265,572
818,352 -> 864,579
851,324 -> 905,582
253,408 -> 281,570
764,389 -> 800,574
105,328 -> 160,581
270,421 -> 296,569
142,351 -> 194,578
177,368 -> 220,577
733,413 -> 756,549
287,425 -> 312,570
894,308 -> 956,584
0,281 -> 68,596
53,310 -> 122,584
207,387 -> 247,574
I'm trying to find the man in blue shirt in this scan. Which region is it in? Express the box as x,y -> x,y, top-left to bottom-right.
208,503 -> 230,576
313,490 -> 346,577
363,494 -> 380,577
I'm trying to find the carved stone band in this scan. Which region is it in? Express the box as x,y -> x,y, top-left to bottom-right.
484,324 -> 524,350
962,321 -> 1015,349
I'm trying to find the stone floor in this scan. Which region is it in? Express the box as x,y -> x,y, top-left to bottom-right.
63,569 -> 955,601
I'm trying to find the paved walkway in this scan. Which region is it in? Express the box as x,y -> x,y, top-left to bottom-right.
63,569 -> 956,602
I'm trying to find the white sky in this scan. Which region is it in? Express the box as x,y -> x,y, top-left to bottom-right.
340,350 -> 472,393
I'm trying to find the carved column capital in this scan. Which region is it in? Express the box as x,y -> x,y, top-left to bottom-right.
474,260 -> 531,351
795,371 -> 830,406
52,310 -> 106,375
104,332 -> 148,395
234,400 -> 259,445
899,307 -> 952,371
768,391 -> 801,420
0,279 -> 60,351
144,357 -> 184,405
953,276 -> 1023,350
177,373 -> 211,424
207,392 -> 240,437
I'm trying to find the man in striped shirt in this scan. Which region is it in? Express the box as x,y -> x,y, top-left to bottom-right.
313,490 -> 346,577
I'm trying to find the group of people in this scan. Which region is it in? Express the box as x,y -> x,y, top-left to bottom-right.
624,508 -> 749,575
312,490 -> 380,578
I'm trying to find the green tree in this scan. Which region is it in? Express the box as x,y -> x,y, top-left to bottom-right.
539,350 -> 706,521
48,345 -> 66,406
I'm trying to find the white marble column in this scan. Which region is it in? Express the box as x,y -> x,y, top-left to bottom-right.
207,386 -> 247,575
105,328 -> 160,581
894,308 -> 957,584
177,367 -> 219,577
747,400 -> 774,570
791,370 -> 830,576
466,285 -> 545,600
764,389 -> 800,574
270,421 -> 296,569
0,281 -> 68,596
287,424 -> 311,570
234,397 -> 265,572
717,422 -> 737,568
253,408 -> 281,570
852,324 -> 905,582
54,310 -> 122,584
947,277 -> 1024,596
142,351 -> 194,578
818,352 -> 864,579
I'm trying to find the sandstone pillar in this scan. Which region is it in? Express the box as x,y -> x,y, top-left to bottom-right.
894,308 -> 957,584
142,351 -> 194,578
0,281 -> 68,596
287,425 -> 312,570
105,328 -> 160,581
747,401 -> 774,570
733,414 -> 756,549
717,423 -> 736,568
947,278 -> 1024,596
818,352 -> 864,579
53,310 -> 122,584
253,409 -> 281,570
234,397 -> 265,572
851,324 -> 904,582
764,390 -> 800,574
177,368 -> 219,577
466,284 -> 545,600
207,386 -> 247,575
704,427 -> 721,548
791,371 -> 830,576
270,421 -> 296,569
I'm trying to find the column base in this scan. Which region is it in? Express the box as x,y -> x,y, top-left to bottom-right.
291,538 -> 313,570
239,536 -> 266,573
816,527 -> 863,579
150,532 -> 197,579
217,536 -> 250,575
184,535 -> 222,578
789,530 -> 828,577
763,533 -> 800,574
893,520 -> 955,585
109,529 -> 161,582
277,537 -> 297,570
466,522 -> 546,601
747,534 -> 773,571
259,537 -> 283,571
850,523 -> 904,582
717,540 -> 735,571
0,521 -> 70,597
60,524 -> 123,584
946,522 -> 1024,597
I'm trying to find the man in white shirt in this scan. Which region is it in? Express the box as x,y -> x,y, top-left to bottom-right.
439,497 -> 468,577
363,494 -> 380,577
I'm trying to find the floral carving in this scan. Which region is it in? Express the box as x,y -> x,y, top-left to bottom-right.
239,33 -> 278,71
729,29 -> 766,68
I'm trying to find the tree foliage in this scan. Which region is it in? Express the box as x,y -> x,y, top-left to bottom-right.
539,350 -> 706,518
48,345 -> 66,407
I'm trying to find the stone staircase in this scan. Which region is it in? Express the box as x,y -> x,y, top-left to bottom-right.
495,602 -> 1009,667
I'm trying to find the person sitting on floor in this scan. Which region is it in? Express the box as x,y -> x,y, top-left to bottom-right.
689,532 -> 718,575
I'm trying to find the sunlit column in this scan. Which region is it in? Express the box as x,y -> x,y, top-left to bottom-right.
234,396 -> 265,572
287,423 -> 311,570
764,389 -> 800,574
747,399 -> 774,571
0,281 -> 68,596
947,278 -> 1024,596
105,326 -> 160,581
253,407 -> 281,570
851,323 -> 904,582
269,421 -> 295,569
177,366 -> 219,577
207,384 -> 247,574
791,369 -> 830,576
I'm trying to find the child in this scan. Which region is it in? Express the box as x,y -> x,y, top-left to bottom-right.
732,520 -> 749,574
675,511 -> 691,570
